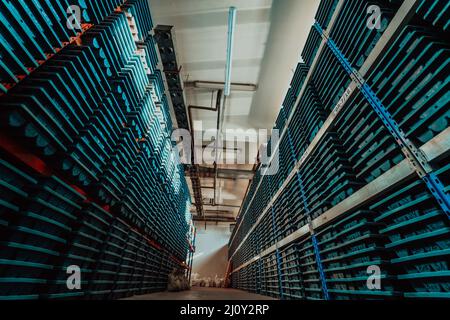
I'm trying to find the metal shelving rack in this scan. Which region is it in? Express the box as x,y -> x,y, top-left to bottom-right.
229,0 -> 449,300
0,0 -> 193,300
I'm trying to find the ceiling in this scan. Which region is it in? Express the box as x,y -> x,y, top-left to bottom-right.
149,0 -> 320,221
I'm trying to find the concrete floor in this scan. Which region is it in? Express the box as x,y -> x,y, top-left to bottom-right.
124,287 -> 276,300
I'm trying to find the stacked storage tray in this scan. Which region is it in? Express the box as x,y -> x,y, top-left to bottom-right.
279,243 -> 305,300
302,26 -> 323,68
315,0 -> 340,30
230,71 -> 328,261
0,0 -> 78,89
245,263 -> 257,293
296,132 -> 361,225
251,175 -> 270,227
239,267 -> 250,292
231,240 -> 246,270
274,127 -> 298,191
0,155 -> 51,300
93,98 -> 130,204
0,156 -> 185,300
371,178 -> 450,299
122,0 -> 154,40
249,229 -> 260,268
250,262 -> 259,294
329,0 -> 399,68
310,44 -> 351,113
231,261 -> 260,294
289,84 -> 327,161
232,264 -> 243,291
297,237 -> 324,300
260,208 -> 276,250
229,0 -> 450,301
280,91 -> 297,128
272,191 -> 293,242
80,9 -> 190,261
232,256 -> 264,296
290,63 -> 310,100
334,91 -> 405,183
367,24 -> 450,146
0,155 -> 85,300
231,269 -> 240,290
435,154 -> 450,211
272,175 -> 306,239
415,0 -> 450,31
315,209 -> 397,300
69,203 -> 115,299
229,170 -> 262,254
274,107 -> 287,133
101,219 -> 135,299
23,176 -> 89,299
260,253 -> 281,299
280,63 -> 309,120
0,0 -> 130,92
83,0 -> 126,25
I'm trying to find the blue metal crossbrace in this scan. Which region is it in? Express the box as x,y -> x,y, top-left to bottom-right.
313,22 -> 450,219
281,109 -> 330,300
312,234 -> 330,300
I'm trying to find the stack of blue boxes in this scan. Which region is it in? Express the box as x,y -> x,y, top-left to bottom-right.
0,0 -> 193,300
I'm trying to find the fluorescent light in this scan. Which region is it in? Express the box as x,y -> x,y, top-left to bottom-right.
225,7 -> 237,97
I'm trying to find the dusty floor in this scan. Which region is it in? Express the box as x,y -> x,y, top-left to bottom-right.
124,287 -> 276,300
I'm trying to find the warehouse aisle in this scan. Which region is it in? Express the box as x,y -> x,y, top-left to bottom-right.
124,288 -> 276,300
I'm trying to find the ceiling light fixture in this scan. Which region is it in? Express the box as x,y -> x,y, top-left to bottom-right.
225,7 -> 237,97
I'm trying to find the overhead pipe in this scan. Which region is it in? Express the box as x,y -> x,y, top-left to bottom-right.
192,203 -> 241,209
185,81 -> 257,92
185,166 -> 254,179
193,216 -> 236,223
208,204 -> 241,209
